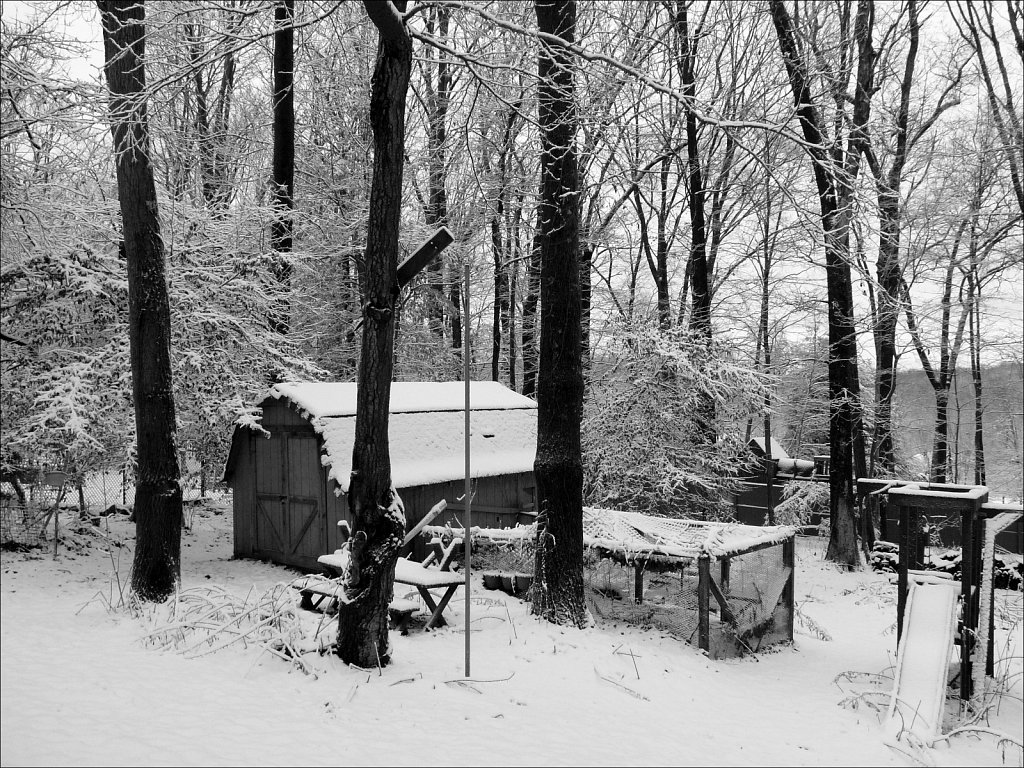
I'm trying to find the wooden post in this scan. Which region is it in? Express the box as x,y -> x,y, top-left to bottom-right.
633,561 -> 644,604
897,501 -> 910,643
783,537 -> 795,642
986,555 -> 996,678
960,506 -> 974,700
697,553 -> 710,653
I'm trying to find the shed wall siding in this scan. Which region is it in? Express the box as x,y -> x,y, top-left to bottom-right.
398,472 -> 536,559
231,430 -> 256,558
230,394 -> 537,569
261,399 -> 309,429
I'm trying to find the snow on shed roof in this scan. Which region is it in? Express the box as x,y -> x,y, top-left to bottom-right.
259,382 -> 537,494
314,408 -> 536,494
268,380 -> 537,419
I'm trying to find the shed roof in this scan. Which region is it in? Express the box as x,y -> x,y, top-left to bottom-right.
268,380 -> 536,418
254,381 -> 537,494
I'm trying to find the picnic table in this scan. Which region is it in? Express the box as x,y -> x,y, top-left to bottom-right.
314,543 -> 464,631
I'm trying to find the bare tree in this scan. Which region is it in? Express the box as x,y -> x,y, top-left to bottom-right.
531,0 -> 587,627
951,0 -> 1024,217
770,0 -> 873,567
860,1 -> 962,476
270,0 -> 295,336
335,0 -> 412,668
420,5 -> 453,340
98,0 -> 183,601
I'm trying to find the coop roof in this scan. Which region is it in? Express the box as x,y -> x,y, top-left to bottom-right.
582,507 -> 796,559
431,506 -> 797,561
258,381 -> 537,494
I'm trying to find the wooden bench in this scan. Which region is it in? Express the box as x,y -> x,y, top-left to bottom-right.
306,501 -> 461,633
393,557 -> 464,630
294,576 -> 343,613
292,577 -> 420,634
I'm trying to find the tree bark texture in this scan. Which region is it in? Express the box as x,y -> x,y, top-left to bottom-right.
270,0 -> 295,335
674,2 -> 711,343
522,218 -> 542,399
674,1 -> 717,443
867,0 -> 917,477
423,5 -> 450,338
336,0 -> 411,668
771,0 -> 869,568
531,0 -> 587,627
99,0 -> 183,601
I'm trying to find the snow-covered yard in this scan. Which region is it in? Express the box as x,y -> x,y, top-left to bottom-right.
1,498 -> 1021,767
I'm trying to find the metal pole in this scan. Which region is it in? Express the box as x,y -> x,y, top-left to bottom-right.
463,261 -> 472,677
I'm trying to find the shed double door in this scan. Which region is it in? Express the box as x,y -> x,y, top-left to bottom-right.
254,431 -> 324,569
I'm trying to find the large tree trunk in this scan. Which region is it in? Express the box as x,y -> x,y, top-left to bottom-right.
423,6 -> 450,338
675,2 -> 710,342
270,0 -> 294,335
674,1 -> 717,444
969,278 -> 986,486
931,386 -> 950,483
531,0 -> 586,626
873,196 -> 900,476
521,224 -> 542,398
867,0 -> 919,477
336,0 -> 412,668
771,0 -> 870,568
99,0 -> 183,601
491,210 -> 505,382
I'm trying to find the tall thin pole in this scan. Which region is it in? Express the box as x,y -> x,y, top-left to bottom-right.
463,261 -> 472,677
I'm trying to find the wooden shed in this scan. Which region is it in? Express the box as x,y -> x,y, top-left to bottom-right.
223,381 -> 538,570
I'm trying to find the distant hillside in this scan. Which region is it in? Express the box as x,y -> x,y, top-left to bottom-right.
890,361 -> 1023,501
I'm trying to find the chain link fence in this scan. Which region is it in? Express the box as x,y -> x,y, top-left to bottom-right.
1,458 -> 216,548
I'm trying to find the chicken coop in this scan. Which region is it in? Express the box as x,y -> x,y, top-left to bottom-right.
426,507 -> 797,659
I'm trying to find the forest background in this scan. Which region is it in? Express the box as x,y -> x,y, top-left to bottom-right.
2,0 -> 1022,522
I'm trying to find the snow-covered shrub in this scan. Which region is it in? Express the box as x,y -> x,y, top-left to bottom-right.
773,481 -> 829,527
583,322 -> 772,519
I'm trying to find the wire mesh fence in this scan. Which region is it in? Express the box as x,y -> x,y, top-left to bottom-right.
426,510 -> 796,658
1,460 -> 216,548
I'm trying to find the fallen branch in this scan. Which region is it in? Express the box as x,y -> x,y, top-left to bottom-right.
593,666 -> 650,701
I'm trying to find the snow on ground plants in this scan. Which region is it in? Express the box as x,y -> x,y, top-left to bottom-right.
1,497 -> 1021,767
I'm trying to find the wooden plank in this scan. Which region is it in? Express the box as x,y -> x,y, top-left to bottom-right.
232,431 -> 255,557
403,500 -> 447,546
897,502 -> 910,643
288,499 -> 320,555
397,227 -> 453,289
445,502 -> 522,515
258,398 -> 309,428
707,573 -> 736,626
783,537 -> 795,642
697,554 -> 710,652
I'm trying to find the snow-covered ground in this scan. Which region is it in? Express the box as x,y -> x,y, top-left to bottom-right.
2,498 -> 1021,767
